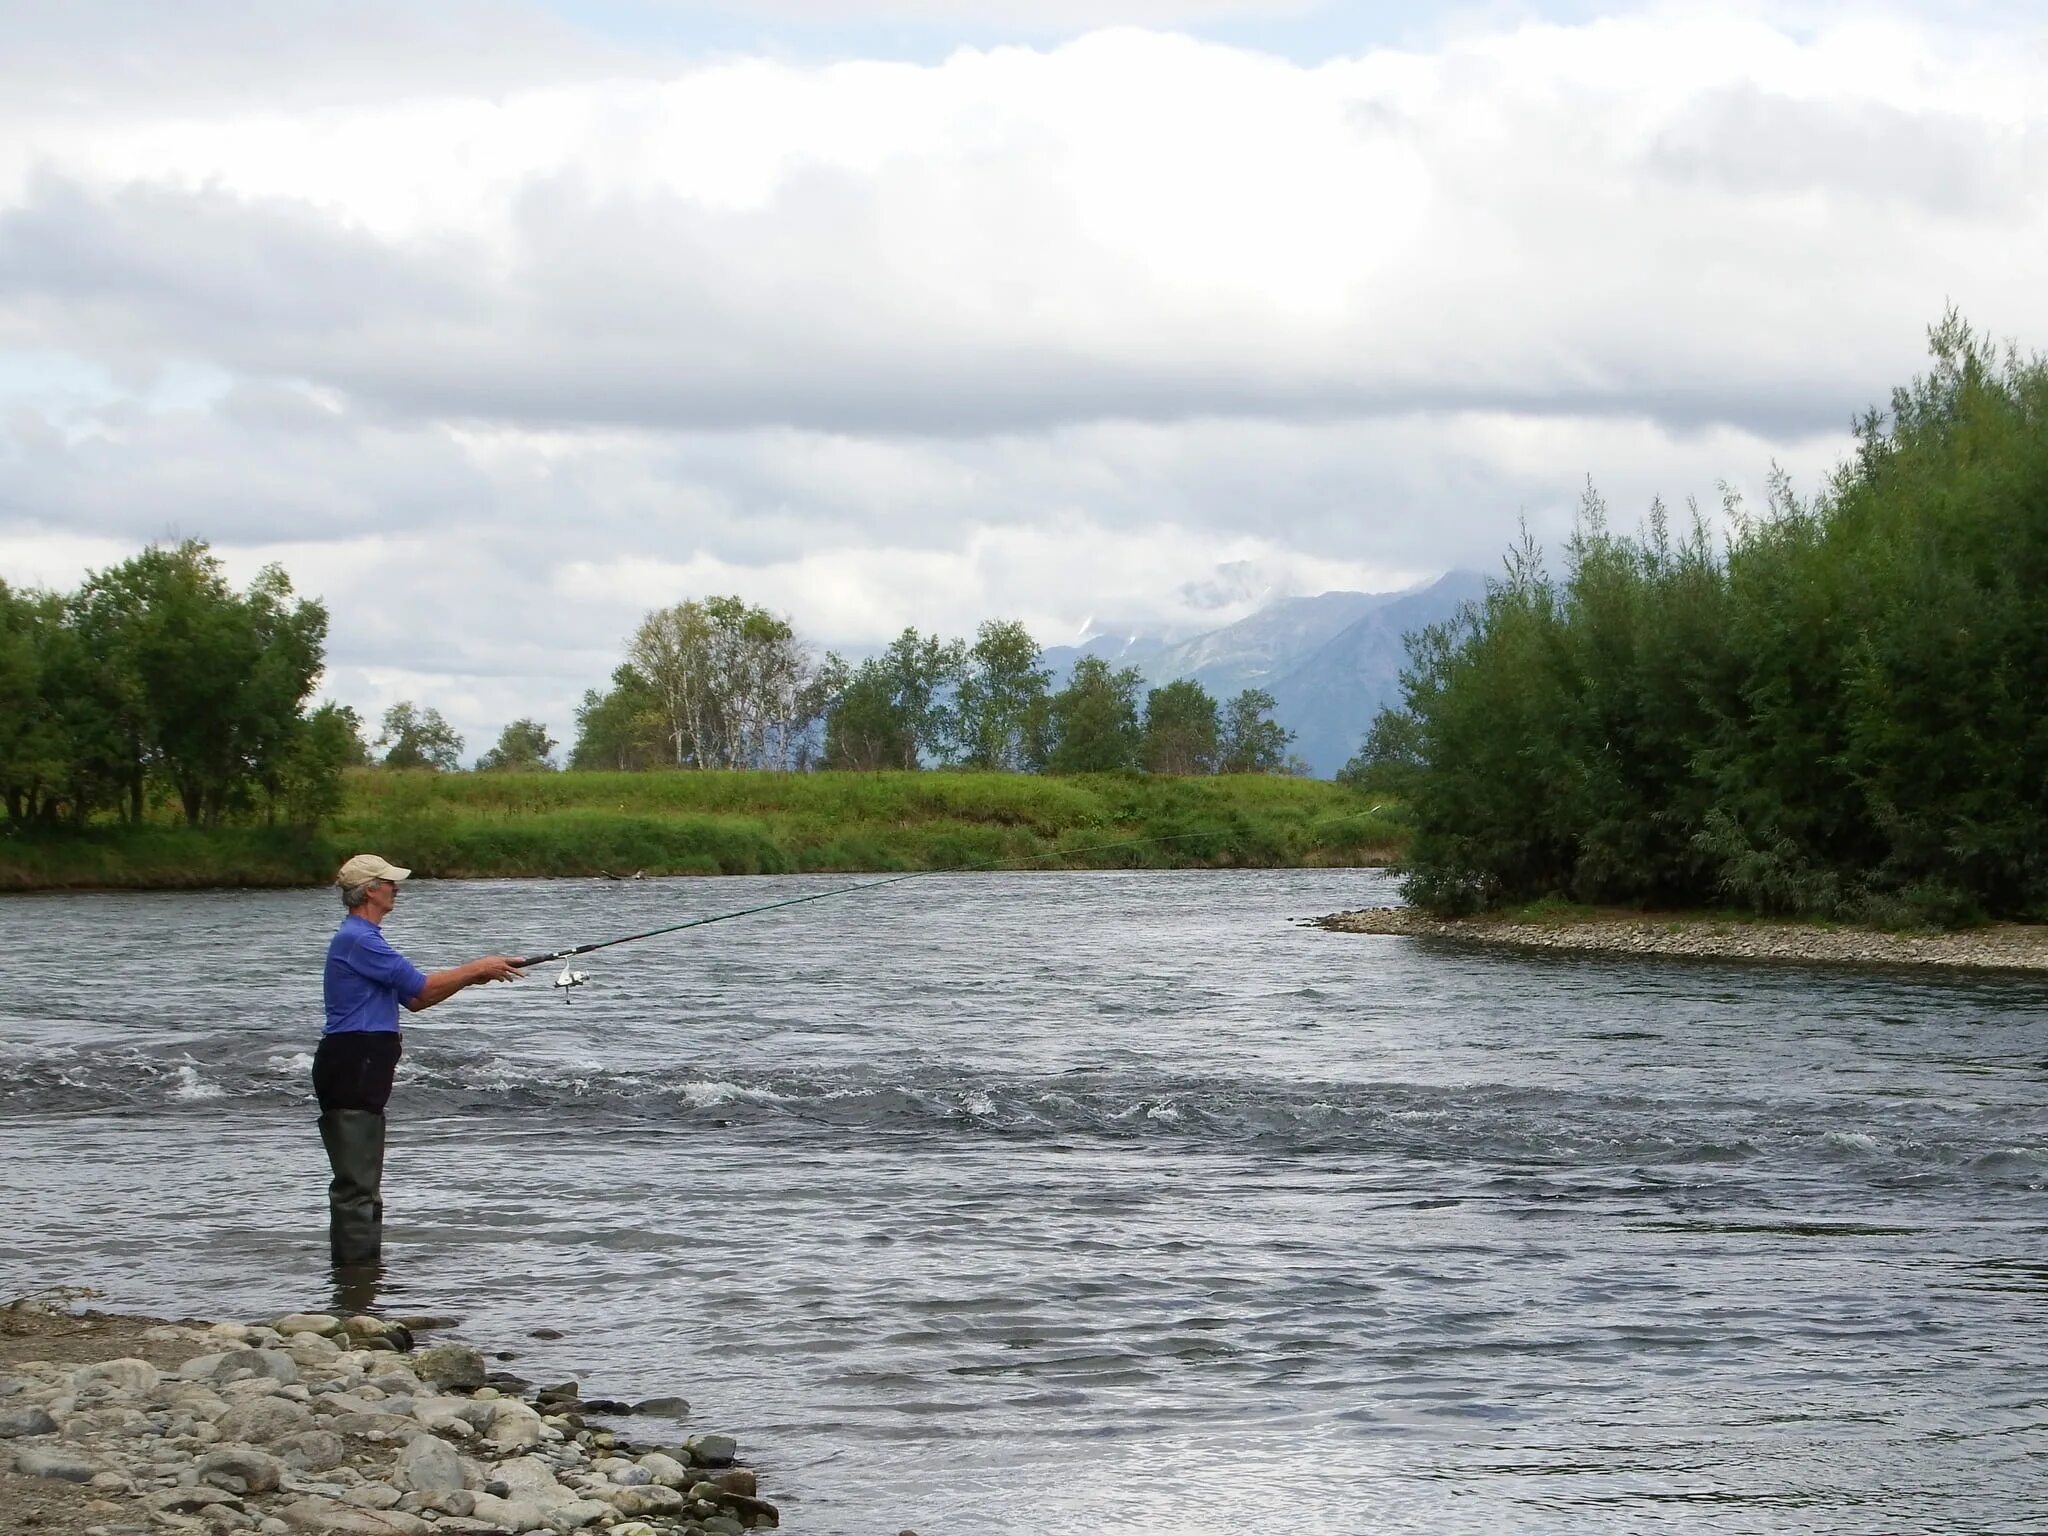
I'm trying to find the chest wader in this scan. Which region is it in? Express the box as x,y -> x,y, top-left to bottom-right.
312,1032 -> 403,1268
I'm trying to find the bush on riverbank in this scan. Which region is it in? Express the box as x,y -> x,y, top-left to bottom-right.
0,771 -> 1400,889
1362,313 -> 2048,924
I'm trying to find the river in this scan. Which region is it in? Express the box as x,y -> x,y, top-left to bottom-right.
3,868 -> 2044,1533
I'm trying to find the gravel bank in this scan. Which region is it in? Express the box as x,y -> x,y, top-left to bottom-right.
1310,907 -> 2048,972
0,1297 -> 785,1536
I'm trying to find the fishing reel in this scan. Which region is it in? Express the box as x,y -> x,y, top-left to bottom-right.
552,958 -> 592,1000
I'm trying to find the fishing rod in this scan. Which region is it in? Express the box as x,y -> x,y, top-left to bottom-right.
515,831 -> 1219,997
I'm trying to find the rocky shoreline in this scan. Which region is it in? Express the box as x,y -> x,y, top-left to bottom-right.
1310,906 -> 2048,972
0,1297 -> 785,1536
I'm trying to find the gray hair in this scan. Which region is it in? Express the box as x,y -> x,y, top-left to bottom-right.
341,882 -> 374,910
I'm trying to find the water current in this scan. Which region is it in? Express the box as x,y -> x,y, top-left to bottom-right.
3,869 -> 2045,1533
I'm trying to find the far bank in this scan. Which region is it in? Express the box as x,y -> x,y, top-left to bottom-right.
0,769 -> 1399,892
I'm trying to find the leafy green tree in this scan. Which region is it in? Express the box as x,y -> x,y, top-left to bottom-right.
1218,688 -> 1294,774
822,628 -> 969,770
1044,656 -> 1143,772
70,542 -> 327,826
953,619 -> 1049,771
1141,678 -> 1220,775
378,701 -> 464,771
271,703 -> 365,823
478,718 -> 558,772
0,581 -> 69,824
1383,312 -> 2048,923
823,657 -> 914,770
1338,706 -> 1422,797
570,664 -> 664,770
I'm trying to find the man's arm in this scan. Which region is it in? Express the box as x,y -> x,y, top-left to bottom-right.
405,955 -> 526,1012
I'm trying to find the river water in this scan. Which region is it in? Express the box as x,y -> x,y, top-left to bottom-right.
3,869 -> 2045,1533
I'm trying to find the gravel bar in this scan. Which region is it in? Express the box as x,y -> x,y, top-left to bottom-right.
1310,907 -> 2048,972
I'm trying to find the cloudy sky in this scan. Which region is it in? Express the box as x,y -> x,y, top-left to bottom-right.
2,1 -> 2042,760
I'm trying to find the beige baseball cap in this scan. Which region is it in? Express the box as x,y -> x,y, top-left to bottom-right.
336,853 -> 412,888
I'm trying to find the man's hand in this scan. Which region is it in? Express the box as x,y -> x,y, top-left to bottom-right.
407,955 -> 526,1011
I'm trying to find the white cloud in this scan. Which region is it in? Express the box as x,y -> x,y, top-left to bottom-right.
1,5 -> 2041,758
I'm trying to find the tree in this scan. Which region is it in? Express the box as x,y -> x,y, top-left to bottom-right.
1141,679 -> 1220,775
570,665 -> 664,770
0,581 -> 69,824
952,620 -> 1050,771
822,657 -> 914,770
1218,688 -> 1294,774
271,702 -> 366,823
1338,706 -> 1422,797
477,719 -> 558,772
628,596 -> 827,770
822,628 -> 968,770
1044,656 -> 1143,772
70,542 -> 328,826
378,702 -> 464,771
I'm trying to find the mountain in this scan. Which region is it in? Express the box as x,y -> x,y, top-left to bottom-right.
1040,571 -> 1486,777
1270,571 -> 1487,777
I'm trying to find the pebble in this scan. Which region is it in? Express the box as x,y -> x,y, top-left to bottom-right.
4,1309 -> 786,1536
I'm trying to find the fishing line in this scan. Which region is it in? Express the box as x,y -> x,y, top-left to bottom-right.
514,830 -> 1228,994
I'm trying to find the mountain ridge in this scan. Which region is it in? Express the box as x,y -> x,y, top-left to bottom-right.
1041,570 -> 1485,776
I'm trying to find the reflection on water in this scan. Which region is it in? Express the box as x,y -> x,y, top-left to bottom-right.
3,868 -> 2046,1535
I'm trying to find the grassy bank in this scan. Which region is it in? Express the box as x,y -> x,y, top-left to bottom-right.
1,771 -> 1403,890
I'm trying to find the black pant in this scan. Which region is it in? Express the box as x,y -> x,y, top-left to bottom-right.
313,1031 -> 402,1112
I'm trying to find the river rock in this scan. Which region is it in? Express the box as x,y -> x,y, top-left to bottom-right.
637,1451 -> 692,1487
273,1314 -> 343,1338
468,1491 -> 551,1532
411,1402 -> 478,1438
287,1331 -> 342,1363
13,1443 -> 103,1481
412,1344 -> 486,1391
391,1432 -> 467,1494
607,1484 -> 687,1517
493,1454 -> 576,1508
214,1350 -> 299,1386
708,1466 -> 758,1498
275,1429 -> 348,1472
0,1404 -> 57,1437
218,1395 -> 314,1443
73,1357 -> 161,1395
277,1496 -> 433,1535
632,1395 -> 689,1418
199,1443 -> 286,1493
420,1488 -> 478,1517
550,1498 -> 615,1530
685,1432 -> 737,1467
486,1400 -> 545,1449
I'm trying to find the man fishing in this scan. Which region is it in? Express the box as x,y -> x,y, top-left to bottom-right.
319,854 -> 526,1269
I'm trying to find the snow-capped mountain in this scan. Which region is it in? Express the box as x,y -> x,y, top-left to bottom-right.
1042,571 -> 1486,776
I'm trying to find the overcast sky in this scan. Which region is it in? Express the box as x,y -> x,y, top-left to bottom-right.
2,1 -> 2042,760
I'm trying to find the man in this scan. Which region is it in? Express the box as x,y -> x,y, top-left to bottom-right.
318,853 -> 525,1269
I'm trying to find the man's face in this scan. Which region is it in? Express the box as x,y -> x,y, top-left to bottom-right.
364,877 -> 399,922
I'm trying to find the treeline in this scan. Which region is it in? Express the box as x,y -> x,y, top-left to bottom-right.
569,601 -> 1297,776
1,545 -> 1304,837
0,542 -> 346,828
1353,315 -> 2048,925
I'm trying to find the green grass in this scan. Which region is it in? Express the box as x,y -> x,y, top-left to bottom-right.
0,825 -> 345,891
1,770 -> 1408,889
